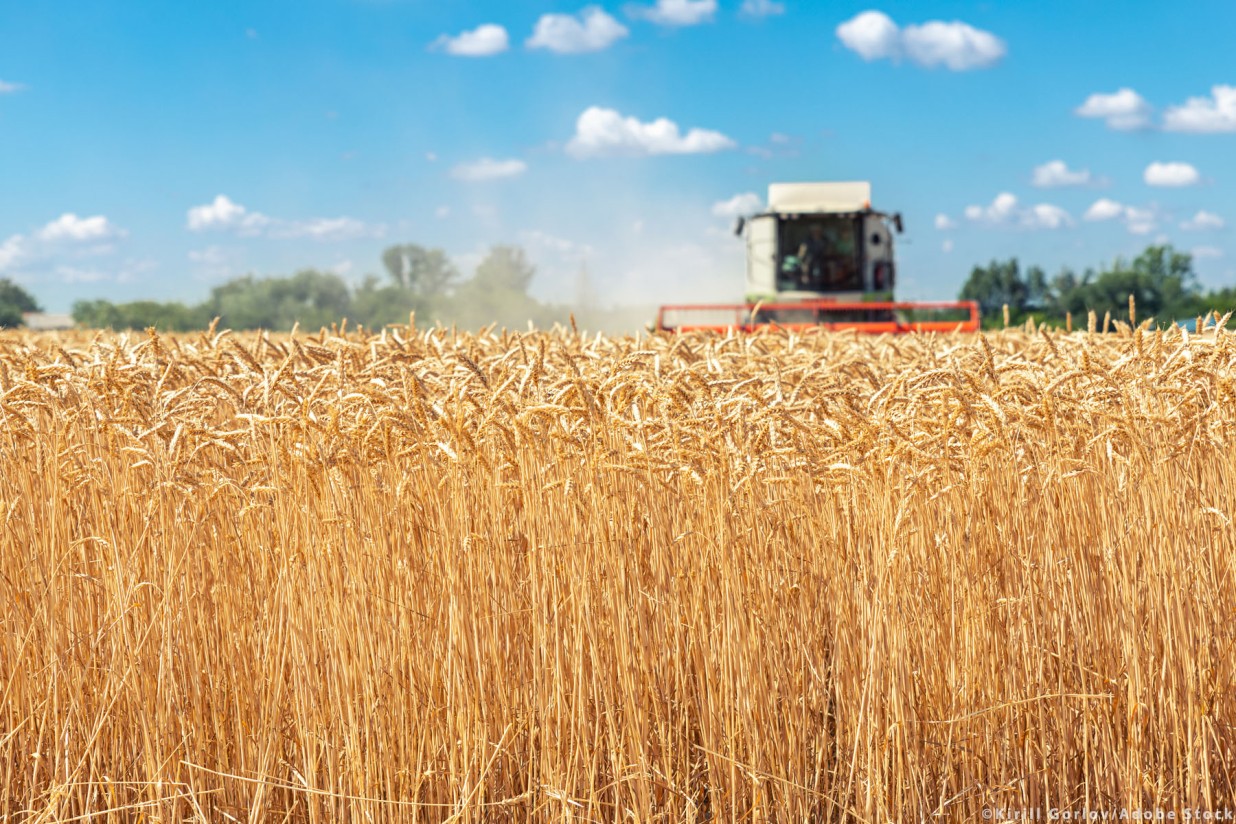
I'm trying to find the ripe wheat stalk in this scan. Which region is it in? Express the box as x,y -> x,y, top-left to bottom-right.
0,320 -> 1234,821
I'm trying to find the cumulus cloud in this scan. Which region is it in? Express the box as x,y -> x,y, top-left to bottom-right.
527,7 -> 628,53
964,193 -> 1072,229
186,195 -> 271,234
740,0 -> 785,17
0,235 -> 25,271
1192,246 -> 1224,260
1032,160 -> 1091,188
712,192 -> 763,218
1075,88 -> 1152,131
836,11 -> 1005,70
964,193 -> 1018,223
450,157 -> 529,182
270,217 -> 385,242
1123,207 -> 1159,235
942,239 -> 954,253
431,24 -> 510,57
1181,210 -> 1225,231
1163,85 -> 1236,133
37,213 -> 123,243
0,212 -> 130,276
836,11 -> 900,60
186,195 -> 383,240
934,213 -> 956,230
566,106 -> 735,158
1023,203 -> 1073,230
1083,198 -> 1126,222
1144,161 -> 1200,187
0,80 -> 25,94
627,0 -> 717,27
901,21 -> 1006,70
1083,198 -> 1160,234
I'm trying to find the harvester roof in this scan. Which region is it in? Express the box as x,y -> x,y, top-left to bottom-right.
767,181 -> 872,215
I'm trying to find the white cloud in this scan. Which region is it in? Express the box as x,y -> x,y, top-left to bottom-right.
435,206 -> 452,219
55,258 -> 155,285
566,106 -> 735,158
712,192 -> 763,218
450,157 -> 528,182
942,239 -> 954,253
627,0 -> 717,27
527,7 -> 628,53
0,80 -> 25,95
186,195 -> 382,240
901,21 -> 1005,70
431,24 -> 510,57
934,213 -> 956,230
1075,88 -> 1152,131
0,212 -> 133,277
1024,203 -> 1072,230
1144,161 -> 1200,187
965,192 -> 1018,223
272,217 -> 386,241
1083,198 -> 1126,222
186,195 -> 271,234
1124,207 -> 1158,235
836,11 -> 900,60
37,213 -> 122,243
1163,85 -> 1236,133
1032,160 -> 1091,188
740,0 -> 785,17
964,193 -> 1072,229
1181,210 -> 1225,231
1192,246 -> 1224,260
0,235 -> 25,271
1083,198 -> 1160,235
836,11 -> 1005,71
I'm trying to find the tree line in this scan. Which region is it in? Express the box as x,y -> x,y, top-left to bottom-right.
3,240 -> 1233,332
958,244 -> 1236,328
69,244 -> 574,332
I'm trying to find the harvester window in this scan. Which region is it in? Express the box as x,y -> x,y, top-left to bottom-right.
780,216 -> 861,292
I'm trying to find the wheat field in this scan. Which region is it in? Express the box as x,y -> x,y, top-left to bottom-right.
1,317 -> 1234,822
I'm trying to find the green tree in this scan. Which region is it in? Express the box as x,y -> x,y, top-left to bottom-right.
381,244 -> 457,297
959,258 -> 1028,321
1065,246 -> 1198,323
352,275 -> 420,329
0,278 -> 41,328
204,269 -> 353,331
472,245 -> 535,293
445,245 -> 558,329
71,299 -> 210,331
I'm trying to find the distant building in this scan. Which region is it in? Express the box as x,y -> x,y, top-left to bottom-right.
21,313 -> 75,331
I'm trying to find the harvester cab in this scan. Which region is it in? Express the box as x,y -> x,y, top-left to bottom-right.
656,181 -> 980,333
741,182 -> 897,306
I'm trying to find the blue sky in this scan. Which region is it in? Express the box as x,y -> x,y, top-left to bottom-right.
1,0 -> 1234,313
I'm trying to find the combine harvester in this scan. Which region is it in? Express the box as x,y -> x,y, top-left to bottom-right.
656,181 -> 980,333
